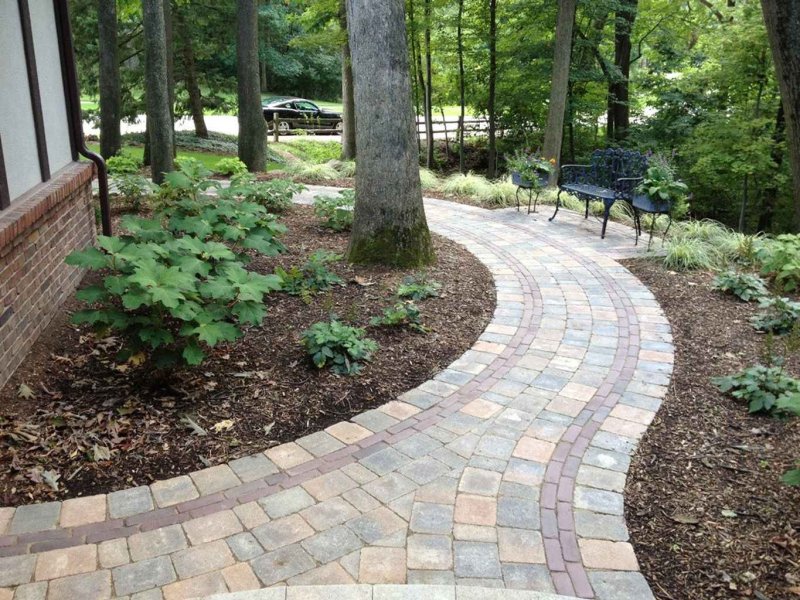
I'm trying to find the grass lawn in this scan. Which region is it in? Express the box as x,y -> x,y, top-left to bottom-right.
87,143 -> 283,172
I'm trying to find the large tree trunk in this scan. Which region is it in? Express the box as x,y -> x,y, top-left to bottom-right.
340,0 -> 356,160
237,0 -> 267,171
98,0 -> 121,158
142,0 -> 174,183
487,0 -> 498,178
542,0 -> 578,183
762,0 -> 800,231
457,0 -> 465,174
608,0 -> 637,143
175,8 -> 208,138
345,0 -> 435,267
423,0 -> 434,169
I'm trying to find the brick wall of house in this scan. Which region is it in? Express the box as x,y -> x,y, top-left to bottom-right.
0,162 -> 96,389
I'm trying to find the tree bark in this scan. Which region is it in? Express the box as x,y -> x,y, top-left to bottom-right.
142,0 -> 174,183
163,0 -> 176,156
457,0 -> 465,174
761,0 -> 800,231
542,0 -> 578,183
345,0 -> 435,267
758,103 -> 786,232
487,0 -> 498,178
237,0 -> 267,171
340,0 -> 356,160
98,0 -> 121,158
175,7 -> 208,138
423,0 -> 434,169
608,0 -> 637,142
409,0 -> 427,150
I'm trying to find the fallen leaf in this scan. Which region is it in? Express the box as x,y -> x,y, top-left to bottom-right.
41,470 -> 60,492
721,509 -> 738,518
263,421 -> 275,436
212,419 -> 235,433
671,512 -> 700,525
17,384 -> 35,400
180,415 -> 207,436
92,445 -> 112,462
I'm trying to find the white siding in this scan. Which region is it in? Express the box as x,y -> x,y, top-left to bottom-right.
0,1 -> 42,201
30,0 -> 73,174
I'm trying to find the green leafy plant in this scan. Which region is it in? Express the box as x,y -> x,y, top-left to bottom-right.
113,174 -> 155,211
712,270 -> 768,302
397,274 -> 441,301
712,364 -> 800,414
750,296 -> 800,334
313,190 -> 355,231
226,173 -> 304,214
285,161 -> 339,181
156,159 -> 219,205
506,149 -> 555,189
662,238 -> 715,271
275,250 -> 343,299
300,320 -> 378,375
370,301 -> 428,333
638,154 -> 690,219
106,154 -> 140,175
756,234 -> 800,292
213,157 -> 248,176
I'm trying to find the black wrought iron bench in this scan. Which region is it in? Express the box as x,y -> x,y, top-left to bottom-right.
549,148 -> 648,238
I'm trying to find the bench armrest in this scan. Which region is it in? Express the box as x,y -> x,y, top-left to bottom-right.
614,176 -> 644,200
559,164 -> 591,185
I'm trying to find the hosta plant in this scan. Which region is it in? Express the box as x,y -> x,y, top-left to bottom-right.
712,364 -> 800,414
226,174 -> 304,214
750,296 -> 800,334
213,157 -> 248,176
712,271 -> 768,302
106,154 -> 140,175
313,190 -> 355,231
370,301 -> 428,333
397,274 -> 441,301
300,320 -> 378,375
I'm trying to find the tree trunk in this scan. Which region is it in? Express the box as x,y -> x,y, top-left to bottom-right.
758,103 -> 786,232
487,0 -> 498,178
260,61 -> 268,92
457,0 -> 465,174
761,0 -> 800,231
164,0 -> 176,156
542,0 -> 578,183
423,0 -> 434,169
142,0 -> 174,183
340,0 -> 356,160
98,0 -> 121,158
608,0 -> 637,143
409,0 -> 427,151
345,0 -> 435,267
237,0 -> 267,172
175,8 -> 208,138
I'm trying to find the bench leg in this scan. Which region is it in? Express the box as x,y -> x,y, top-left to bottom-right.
515,187 -> 521,212
601,203 -> 611,239
647,213 -> 657,251
531,190 -> 541,214
527,188 -> 534,214
662,214 -> 673,247
633,209 -> 640,246
549,189 -> 562,222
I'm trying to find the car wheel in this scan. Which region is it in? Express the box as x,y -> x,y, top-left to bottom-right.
335,121 -> 343,133
278,121 -> 291,133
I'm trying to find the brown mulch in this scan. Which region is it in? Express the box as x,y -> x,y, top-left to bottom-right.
623,259 -> 800,600
0,205 -> 494,506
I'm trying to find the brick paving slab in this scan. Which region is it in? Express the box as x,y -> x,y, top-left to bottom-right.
0,194 -> 671,599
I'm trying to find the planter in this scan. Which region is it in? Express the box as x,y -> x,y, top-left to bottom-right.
512,170 -> 549,189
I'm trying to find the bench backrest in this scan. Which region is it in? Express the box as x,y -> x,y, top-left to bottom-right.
588,148 -> 648,190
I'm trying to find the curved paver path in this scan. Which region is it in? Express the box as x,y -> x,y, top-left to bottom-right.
0,195 -> 673,600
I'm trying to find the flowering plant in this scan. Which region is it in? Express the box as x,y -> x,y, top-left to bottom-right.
507,149 -> 556,188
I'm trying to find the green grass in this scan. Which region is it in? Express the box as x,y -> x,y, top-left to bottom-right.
87,143 -> 282,172
81,98 -> 99,111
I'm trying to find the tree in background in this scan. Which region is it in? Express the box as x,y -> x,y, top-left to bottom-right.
237,0 -> 267,172
98,0 -> 121,158
174,4 -> 208,138
141,0 -> 173,182
339,0 -> 356,160
761,0 -> 800,230
486,0 -> 498,178
346,0 -> 435,267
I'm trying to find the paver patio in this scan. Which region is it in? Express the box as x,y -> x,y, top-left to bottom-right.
0,194 -> 672,600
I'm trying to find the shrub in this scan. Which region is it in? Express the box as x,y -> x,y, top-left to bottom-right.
275,250 -> 344,299
213,157 -> 248,176
419,168 -> 440,191
397,274 -> 441,301
756,234 -> 800,292
712,364 -> 800,414
750,297 -> 800,334
285,161 -> 339,181
106,154 -> 140,175
370,301 -> 428,333
314,190 -> 355,231
286,139 -> 342,163
156,159 -> 218,205
441,172 -> 494,199
712,271 -> 769,302
113,174 -> 154,211
338,161 -> 357,178
226,174 -> 304,214
300,320 -> 378,375
663,238 -> 715,271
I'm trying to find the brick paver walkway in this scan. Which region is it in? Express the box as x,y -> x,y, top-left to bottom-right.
0,194 -> 672,600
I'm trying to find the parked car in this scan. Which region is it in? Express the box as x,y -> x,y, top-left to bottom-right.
262,97 -> 342,134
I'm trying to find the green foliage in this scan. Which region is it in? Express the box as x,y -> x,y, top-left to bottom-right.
713,364 -> 800,414
419,168 -> 440,191
313,190 -> 355,231
662,238 -> 715,271
397,274 -> 441,301
285,139 -> 343,164
213,157 -> 248,176
712,271 -> 768,302
750,297 -> 800,335
226,173 -> 304,214
370,301 -> 428,333
275,250 -> 343,298
441,172 -> 494,198
285,161 -> 340,181
663,220 -> 759,271
113,174 -> 155,211
106,154 -> 141,175
756,235 -> 800,292
156,158 -> 219,205
506,149 -> 555,188
300,320 -> 378,375
638,154 -> 690,219
337,161 -> 357,178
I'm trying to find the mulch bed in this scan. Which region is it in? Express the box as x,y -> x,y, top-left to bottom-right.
623,259 -> 800,600
0,205 -> 494,506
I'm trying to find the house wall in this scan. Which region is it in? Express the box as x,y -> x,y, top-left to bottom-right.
0,162 -> 95,389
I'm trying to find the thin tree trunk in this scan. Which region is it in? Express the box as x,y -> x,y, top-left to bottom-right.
260,61 -> 268,92
340,0 -> 356,160
409,0 -> 426,155
345,0 -> 435,267
761,0 -> 800,231
98,0 -> 121,158
758,103 -> 786,232
164,0 -> 176,156
542,0 -> 578,183
487,0 -> 498,178
142,0 -> 174,183
423,0 -> 434,169
457,0 -> 465,174
608,0 -> 637,142
237,0 -> 267,171
175,8 -> 208,138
